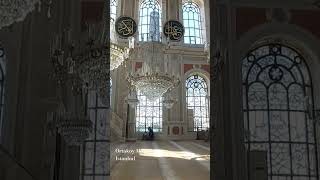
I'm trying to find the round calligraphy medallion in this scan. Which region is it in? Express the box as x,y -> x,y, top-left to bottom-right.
163,20 -> 184,41
115,16 -> 137,38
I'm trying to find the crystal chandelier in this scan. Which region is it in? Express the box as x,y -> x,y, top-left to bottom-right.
52,102 -> 92,146
127,42 -> 180,102
162,92 -> 177,109
0,0 -> 41,29
56,112 -> 92,146
110,18 -> 133,71
75,38 -> 109,90
110,41 -> 133,70
50,25 -> 110,94
110,43 -> 126,70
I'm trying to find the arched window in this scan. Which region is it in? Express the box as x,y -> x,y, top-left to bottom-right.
186,74 -> 209,131
182,1 -> 203,44
136,91 -> 163,132
110,0 -> 118,22
242,43 -> 319,179
139,0 -> 162,42
0,45 -> 5,138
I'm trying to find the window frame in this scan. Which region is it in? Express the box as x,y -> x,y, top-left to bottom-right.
182,0 -> 204,45
110,0 -> 118,23
185,74 -> 209,131
242,43 -> 319,179
136,90 -> 163,133
138,0 -> 162,42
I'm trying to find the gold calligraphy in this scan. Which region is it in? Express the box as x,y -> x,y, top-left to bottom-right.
116,17 -> 136,37
164,21 -> 184,41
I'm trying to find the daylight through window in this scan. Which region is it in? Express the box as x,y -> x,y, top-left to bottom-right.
139,0 -> 162,42
186,74 -> 209,131
182,1 -> 203,44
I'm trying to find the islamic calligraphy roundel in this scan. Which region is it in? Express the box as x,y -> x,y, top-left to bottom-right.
163,20 -> 184,41
115,16 -> 137,38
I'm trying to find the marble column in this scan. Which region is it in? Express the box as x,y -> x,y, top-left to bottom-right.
211,1 -> 247,180
126,105 -> 137,141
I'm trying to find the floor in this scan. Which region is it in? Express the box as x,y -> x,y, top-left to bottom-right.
111,140 -> 210,180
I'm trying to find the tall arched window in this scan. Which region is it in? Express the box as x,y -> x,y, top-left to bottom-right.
136,91 -> 163,132
242,43 -> 319,179
186,74 -> 209,131
182,1 -> 203,44
0,45 -> 5,138
139,0 -> 162,42
110,0 -> 118,22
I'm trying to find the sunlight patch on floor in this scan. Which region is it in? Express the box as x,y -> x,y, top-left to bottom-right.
138,148 -> 210,161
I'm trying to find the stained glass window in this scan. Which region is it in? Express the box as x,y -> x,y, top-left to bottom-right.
182,1 -> 203,44
0,46 -> 5,138
242,43 -> 319,179
186,74 -> 209,131
139,0 -> 162,42
110,0 -> 117,22
136,91 -> 163,132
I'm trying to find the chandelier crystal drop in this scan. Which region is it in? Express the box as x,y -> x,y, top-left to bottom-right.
0,0 -> 41,29
162,92 -> 177,109
128,42 -> 180,102
110,43 -> 128,70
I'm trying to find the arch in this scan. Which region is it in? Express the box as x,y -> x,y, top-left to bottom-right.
235,22 -> 320,66
184,68 -> 210,90
236,21 -> 320,111
138,0 -> 162,42
242,42 -> 319,179
185,73 -> 209,131
182,0 -> 204,44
